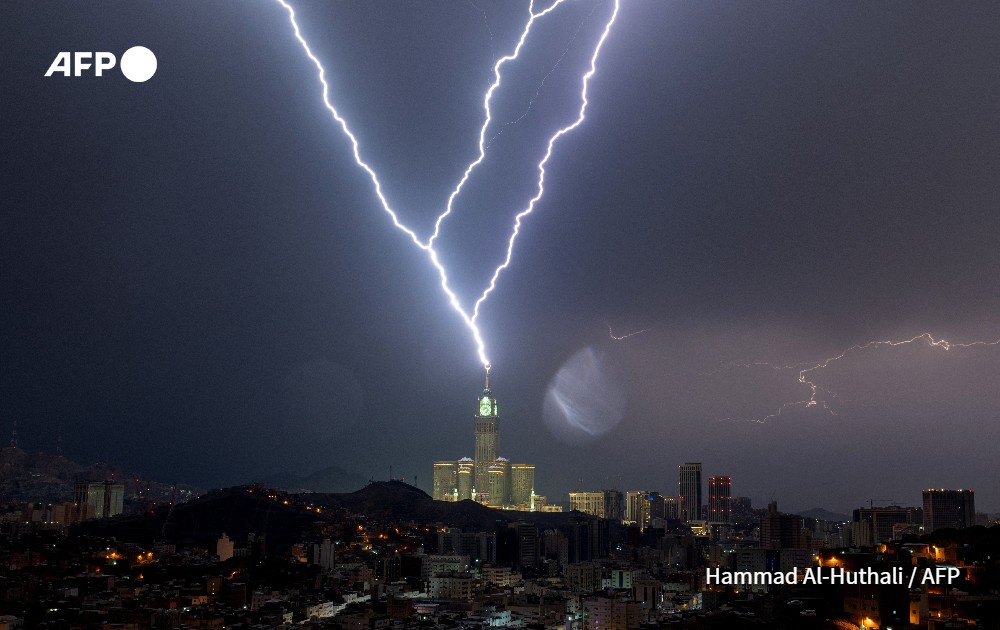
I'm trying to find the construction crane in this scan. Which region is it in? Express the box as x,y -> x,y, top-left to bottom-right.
867,498 -> 898,509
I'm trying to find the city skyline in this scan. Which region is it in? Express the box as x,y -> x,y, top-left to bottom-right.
3,2 -> 1000,513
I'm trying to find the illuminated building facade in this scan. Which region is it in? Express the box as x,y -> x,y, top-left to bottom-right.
568,490 -> 623,522
433,462 -> 457,501
487,459 -> 510,507
474,372 -> 499,493
431,368 -> 538,508
707,475 -> 732,524
73,480 -> 125,519
509,464 -> 535,506
625,490 -> 651,527
456,458 -> 474,500
678,463 -> 702,521
569,492 -> 606,517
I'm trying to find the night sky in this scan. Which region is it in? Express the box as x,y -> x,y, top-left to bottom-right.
3,1 -> 1000,514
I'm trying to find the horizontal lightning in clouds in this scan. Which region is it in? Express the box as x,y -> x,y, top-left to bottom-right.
274,0 -> 621,367
720,332 -> 1000,423
606,322 -> 648,341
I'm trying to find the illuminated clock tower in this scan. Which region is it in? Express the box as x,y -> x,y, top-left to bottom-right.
474,365 -> 499,496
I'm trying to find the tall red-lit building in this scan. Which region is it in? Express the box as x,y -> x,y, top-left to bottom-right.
707,475 -> 732,524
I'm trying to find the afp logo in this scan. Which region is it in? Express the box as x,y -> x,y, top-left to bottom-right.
45,46 -> 157,83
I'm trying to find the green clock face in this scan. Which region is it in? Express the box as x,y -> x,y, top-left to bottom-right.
480,397 -> 492,416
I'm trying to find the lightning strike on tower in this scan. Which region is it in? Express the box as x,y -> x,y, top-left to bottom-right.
274,0 -> 622,368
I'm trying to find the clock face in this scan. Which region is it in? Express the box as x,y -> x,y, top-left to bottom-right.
480,398 -> 492,416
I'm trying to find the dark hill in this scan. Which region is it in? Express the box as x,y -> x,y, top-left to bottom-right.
78,481 -> 594,550
315,480 -> 590,529
260,464 -> 367,494
76,486 -> 323,550
797,507 -> 850,522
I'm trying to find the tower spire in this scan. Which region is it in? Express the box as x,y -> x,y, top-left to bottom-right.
484,364 -> 491,392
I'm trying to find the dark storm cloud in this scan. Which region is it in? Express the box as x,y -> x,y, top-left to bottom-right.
2,1 -> 999,513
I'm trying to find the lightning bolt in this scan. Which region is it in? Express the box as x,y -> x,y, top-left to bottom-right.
472,0 -> 621,320
429,0 -> 577,247
721,332 -> 1000,423
486,0 -> 603,149
465,0 -> 496,59
273,0 -> 491,365
274,0 -> 622,367
607,322 -> 648,341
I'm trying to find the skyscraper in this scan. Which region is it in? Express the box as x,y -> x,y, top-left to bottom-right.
474,367 -> 499,495
433,461 -> 457,501
569,492 -> 607,517
923,489 -> 975,532
510,464 -> 535,506
707,475 -> 732,524
603,490 -> 625,521
852,505 -> 922,543
625,491 -> 651,529
678,463 -> 702,521
487,459 -> 510,507
431,367 -> 537,508
456,458 -> 474,500
760,501 -> 805,549
73,480 -> 125,519
662,495 -> 683,521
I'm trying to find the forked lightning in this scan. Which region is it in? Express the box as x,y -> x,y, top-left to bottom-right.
274,0 -> 621,367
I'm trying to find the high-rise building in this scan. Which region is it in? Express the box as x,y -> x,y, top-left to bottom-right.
569,492 -> 607,517
625,490 -> 651,527
456,458 -> 474,500
474,368 -> 500,495
707,475 -> 732,524
509,521 -> 540,567
852,506 -> 922,543
510,464 -> 535,506
313,538 -> 335,571
75,481 -> 105,517
661,495 -> 683,521
733,496 -> 753,523
74,480 -> 124,519
569,490 -> 624,521
678,463 -> 702,521
647,492 -> 665,522
487,459 -> 510,507
603,490 -> 625,521
923,489 -> 975,532
760,501 -> 806,549
433,462 -> 457,501
432,367 -> 537,508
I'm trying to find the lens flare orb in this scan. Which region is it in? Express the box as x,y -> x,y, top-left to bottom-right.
543,347 -> 626,444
